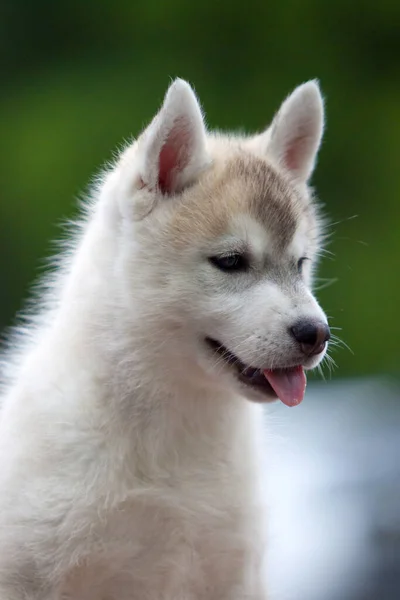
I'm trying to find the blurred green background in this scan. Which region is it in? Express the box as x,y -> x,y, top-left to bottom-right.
1,0 -> 399,378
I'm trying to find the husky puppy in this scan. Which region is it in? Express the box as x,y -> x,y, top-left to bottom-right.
0,78 -> 329,599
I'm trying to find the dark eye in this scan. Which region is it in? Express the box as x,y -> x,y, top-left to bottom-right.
209,253 -> 249,272
297,256 -> 309,273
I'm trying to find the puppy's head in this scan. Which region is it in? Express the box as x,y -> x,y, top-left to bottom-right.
115,79 -> 329,406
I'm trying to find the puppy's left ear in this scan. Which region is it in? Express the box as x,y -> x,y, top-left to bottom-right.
136,78 -> 210,195
255,81 -> 324,183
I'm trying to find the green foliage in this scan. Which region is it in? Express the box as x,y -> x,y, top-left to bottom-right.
1,0 -> 399,377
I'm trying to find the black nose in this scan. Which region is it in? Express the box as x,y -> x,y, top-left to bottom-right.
290,320 -> 330,356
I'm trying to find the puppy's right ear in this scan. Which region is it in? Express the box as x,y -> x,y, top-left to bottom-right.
132,79 -> 210,198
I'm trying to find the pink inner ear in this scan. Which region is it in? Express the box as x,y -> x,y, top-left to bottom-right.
284,135 -> 307,172
158,117 -> 192,194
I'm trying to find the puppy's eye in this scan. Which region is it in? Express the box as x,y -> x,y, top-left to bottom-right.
297,257 -> 309,273
209,253 -> 249,272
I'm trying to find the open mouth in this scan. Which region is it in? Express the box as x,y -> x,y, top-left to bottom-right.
205,337 -> 307,407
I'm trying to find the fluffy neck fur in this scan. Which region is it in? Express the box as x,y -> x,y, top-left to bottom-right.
2,167 -> 259,486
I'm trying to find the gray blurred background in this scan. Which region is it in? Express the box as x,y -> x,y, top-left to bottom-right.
0,1 -> 399,598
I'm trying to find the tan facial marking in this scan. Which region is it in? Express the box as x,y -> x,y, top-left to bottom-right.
166,151 -> 308,252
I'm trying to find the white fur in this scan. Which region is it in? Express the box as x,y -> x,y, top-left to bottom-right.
0,79 -> 327,599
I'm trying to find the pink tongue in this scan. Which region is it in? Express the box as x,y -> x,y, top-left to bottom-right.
263,366 -> 307,407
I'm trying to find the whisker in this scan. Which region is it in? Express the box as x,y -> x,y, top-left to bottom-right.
330,333 -> 354,355
317,248 -> 335,257
314,278 -> 339,291
328,214 -> 359,227
316,363 -> 326,382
